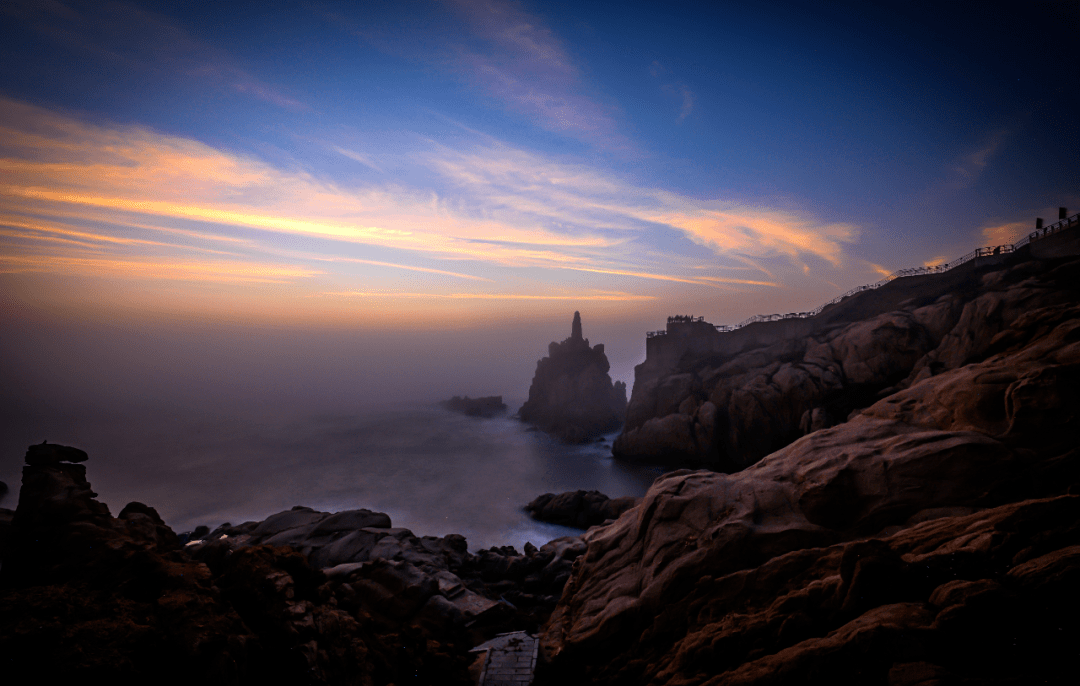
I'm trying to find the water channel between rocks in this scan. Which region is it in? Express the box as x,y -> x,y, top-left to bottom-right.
0,401 -> 666,551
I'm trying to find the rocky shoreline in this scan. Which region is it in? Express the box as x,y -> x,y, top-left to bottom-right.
0,443 -> 584,684
538,251 -> 1080,684
2,250 -> 1077,684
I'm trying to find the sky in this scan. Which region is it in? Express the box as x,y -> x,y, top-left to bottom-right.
2,0 -> 1079,422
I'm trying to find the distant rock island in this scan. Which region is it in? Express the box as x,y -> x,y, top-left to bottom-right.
439,395 -> 508,417
518,312 -> 627,443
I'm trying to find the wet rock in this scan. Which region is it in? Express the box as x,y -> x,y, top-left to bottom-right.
525,490 -> 640,529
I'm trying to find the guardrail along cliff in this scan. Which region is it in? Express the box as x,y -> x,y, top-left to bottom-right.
643,209 -> 1079,373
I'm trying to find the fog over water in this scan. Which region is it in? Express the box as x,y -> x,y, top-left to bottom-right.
1,314 -> 663,550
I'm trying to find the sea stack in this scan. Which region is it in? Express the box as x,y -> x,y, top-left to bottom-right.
518,312 -> 627,442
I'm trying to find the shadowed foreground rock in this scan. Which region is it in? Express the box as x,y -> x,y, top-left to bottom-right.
0,444 -> 585,685
537,255 -> 1080,685
519,311 -> 628,442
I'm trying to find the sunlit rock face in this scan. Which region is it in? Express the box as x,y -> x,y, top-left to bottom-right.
615,251 -> 1080,470
539,253 -> 1080,685
519,311 -> 628,443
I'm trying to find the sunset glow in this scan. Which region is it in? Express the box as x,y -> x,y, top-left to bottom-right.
1,0 -> 1076,371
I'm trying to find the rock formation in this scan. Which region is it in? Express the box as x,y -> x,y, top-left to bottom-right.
525,490 -> 640,529
440,395 -> 508,417
0,443 -> 586,684
519,312 -> 628,442
615,249 -> 1080,471
536,252 -> 1080,684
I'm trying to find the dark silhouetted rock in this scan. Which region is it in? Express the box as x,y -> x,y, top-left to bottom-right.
525,490 -> 640,529
440,395 -> 508,417
3,444 -> 589,684
24,441 -> 88,466
519,311 -> 628,442
0,444 -> 262,684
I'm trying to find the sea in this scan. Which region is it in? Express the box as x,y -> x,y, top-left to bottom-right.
0,400 -> 666,551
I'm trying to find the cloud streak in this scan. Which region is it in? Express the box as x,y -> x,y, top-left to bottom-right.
444,0 -> 626,148
0,96 -> 860,312
6,0 -> 306,110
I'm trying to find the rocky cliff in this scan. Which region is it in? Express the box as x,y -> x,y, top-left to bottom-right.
519,312 -> 628,442
537,252 -> 1080,685
615,248 -> 1080,471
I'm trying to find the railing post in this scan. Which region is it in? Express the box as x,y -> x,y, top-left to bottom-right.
1036,218 -> 1044,231
1060,207 -> 1068,220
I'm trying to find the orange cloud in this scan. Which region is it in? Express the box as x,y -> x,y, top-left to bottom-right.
0,253 -> 321,283
0,96 -> 863,321
643,203 -> 857,266
319,290 -> 656,301
981,221 -> 1029,246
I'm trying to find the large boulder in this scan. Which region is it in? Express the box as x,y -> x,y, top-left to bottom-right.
519,312 -> 628,442
525,490 -> 640,529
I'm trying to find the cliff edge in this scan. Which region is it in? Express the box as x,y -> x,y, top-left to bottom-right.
615,242 -> 1080,471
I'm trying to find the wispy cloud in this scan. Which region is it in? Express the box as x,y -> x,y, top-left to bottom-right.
6,0 -> 306,110
0,97 -> 859,307
0,253 -> 321,284
443,0 -> 626,148
333,147 -> 385,174
651,61 -> 695,123
948,129 -> 1009,188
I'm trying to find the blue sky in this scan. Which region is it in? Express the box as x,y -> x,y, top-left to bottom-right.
1,0 -> 1078,396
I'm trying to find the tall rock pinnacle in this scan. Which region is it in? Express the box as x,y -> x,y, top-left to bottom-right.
519,312 -> 627,443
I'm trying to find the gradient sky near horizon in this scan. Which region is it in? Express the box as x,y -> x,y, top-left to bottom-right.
2,0 -> 1079,406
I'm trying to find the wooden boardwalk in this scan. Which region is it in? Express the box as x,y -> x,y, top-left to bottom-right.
471,631 -> 538,686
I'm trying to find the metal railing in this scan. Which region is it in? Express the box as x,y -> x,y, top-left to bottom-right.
646,212 -> 1078,338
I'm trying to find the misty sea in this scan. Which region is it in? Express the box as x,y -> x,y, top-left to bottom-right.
0,401 -> 665,551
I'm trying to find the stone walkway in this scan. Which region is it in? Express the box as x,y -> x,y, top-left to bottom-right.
471,630 -> 538,685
